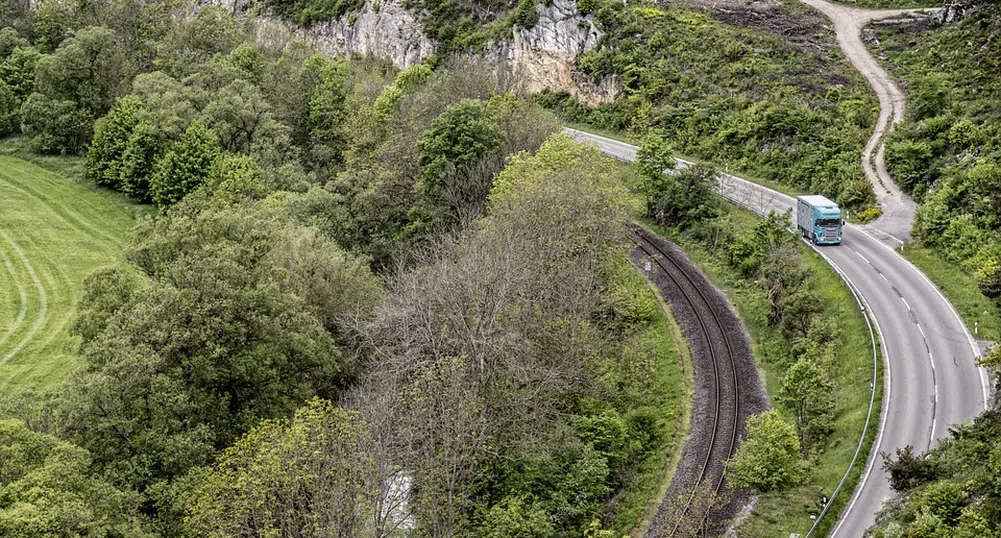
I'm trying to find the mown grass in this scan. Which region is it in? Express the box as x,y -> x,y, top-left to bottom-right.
900,243 -> 1001,342
608,260 -> 693,537
646,205 -> 880,537
0,154 -> 139,393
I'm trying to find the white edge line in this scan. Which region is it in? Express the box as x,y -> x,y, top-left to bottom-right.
854,225 -> 991,411
811,248 -> 887,538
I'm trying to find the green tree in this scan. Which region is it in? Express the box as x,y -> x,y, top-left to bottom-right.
418,98 -> 505,202
0,79 -> 16,135
727,410 -> 803,493
85,95 -> 143,189
118,120 -> 162,202
19,93 -> 92,153
0,419 -> 154,538
777,356 -> 835,448
0,45 -> 41,100
306,57 -> 349,168
185,399 -> 391,538
150,122 -> 220,207
35,26 -> 124,117
200,79 -> 274,153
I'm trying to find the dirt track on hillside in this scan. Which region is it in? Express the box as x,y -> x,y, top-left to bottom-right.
797,0 -> 939,244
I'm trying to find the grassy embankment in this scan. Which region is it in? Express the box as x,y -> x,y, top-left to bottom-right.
0,144 -> 142,392
647,207 -> 879,537
607,253 -> 695,537
900,244 -> 1001,342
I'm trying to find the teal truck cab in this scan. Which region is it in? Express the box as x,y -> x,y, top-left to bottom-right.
796,195 -> 843,245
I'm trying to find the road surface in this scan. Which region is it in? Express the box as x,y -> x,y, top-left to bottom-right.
566,127 -> 989,537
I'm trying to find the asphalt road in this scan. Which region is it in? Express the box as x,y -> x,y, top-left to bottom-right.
565,128 -> 990,536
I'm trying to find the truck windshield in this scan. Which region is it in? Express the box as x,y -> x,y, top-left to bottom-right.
818,218 -> 841,226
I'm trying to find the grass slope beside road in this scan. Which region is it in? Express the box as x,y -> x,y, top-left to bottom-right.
0,155 -> 137,393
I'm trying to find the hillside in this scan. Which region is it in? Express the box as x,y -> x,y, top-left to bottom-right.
873,2 -> 1001,308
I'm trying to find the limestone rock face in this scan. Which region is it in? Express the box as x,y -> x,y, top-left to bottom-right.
206,0 -> 435,68
204,0 -> 618,103
489,0 -> 619,105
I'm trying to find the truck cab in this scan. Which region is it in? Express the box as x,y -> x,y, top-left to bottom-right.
796,195 -> 843,245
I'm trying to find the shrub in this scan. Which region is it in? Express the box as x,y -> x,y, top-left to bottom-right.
727,410 -> 804,493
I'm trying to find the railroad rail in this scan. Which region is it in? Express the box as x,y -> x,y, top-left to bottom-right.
630,227 -> 740,537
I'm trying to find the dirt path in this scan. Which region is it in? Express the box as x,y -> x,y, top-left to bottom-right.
797,0 -> 939,244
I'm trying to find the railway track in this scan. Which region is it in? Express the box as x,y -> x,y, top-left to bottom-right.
630,227 -> 740,537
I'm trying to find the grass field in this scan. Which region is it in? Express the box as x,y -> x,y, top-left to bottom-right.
0,155 -> 138,393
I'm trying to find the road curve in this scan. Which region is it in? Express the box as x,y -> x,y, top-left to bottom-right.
565,127 -> 989,536
796,0 -> 940,244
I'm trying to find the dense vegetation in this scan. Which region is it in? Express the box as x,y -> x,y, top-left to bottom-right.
875,4 -> 1001,304
0,1 -> 691,536
539,0 -> 878,210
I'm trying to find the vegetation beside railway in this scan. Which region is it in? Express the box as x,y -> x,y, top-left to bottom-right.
627,133 -> 880,537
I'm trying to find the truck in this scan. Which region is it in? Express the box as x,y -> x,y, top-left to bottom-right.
797,195 -> 843,245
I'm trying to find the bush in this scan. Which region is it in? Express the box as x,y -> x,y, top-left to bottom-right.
727,410 -> 804,493
883,445 -> 938,492
513,0 -> 540,29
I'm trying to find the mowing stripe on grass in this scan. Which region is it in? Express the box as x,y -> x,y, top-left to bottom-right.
0,155 -> 136,392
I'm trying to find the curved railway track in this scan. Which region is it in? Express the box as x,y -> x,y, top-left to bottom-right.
630,227 -> 740,536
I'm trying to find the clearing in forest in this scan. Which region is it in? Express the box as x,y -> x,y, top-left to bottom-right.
0,156 -> 135,393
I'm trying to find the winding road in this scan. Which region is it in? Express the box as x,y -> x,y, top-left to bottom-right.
566,127 -> 989,536
797,0 -> 940,244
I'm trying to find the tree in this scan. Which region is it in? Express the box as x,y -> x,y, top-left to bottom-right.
0,79 -> 16,135
777,356 -> 835,448
727,410 -> 803,493
35,26 -> 124,116
185,399 -> 400,538
19,93 -> 92,153
306,57 -> 349,168
200,79 -> 274,154
150,121 -> 220,206
0,45 -> 41,100
0,419 -> 154,538
85,95 -> 143,189
418,98 -> 505,202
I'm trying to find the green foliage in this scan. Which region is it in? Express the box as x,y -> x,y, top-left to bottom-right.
19,93 -> 92,154
638,131 -> 718,229
777,356 -> 834,449
373,63 -> 433,121
150,122 -> 220,207
727,410 -> 804,493
419,98 -> 505,199
0,45 -> 41,101
0,419 -> 154,538
185,398 -> 383,538
513,0 -> 540,29
0,79 -> 16,135
85,95 -> 143,189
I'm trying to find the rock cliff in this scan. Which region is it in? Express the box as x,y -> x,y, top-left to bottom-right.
488,0 -> 619,105
204,0 -> 618,104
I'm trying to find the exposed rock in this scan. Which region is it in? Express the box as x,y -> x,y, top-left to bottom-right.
203,0 -> 618,104
205,0 -> 435,68
486,0 -> 620,105
936,0 -> 988,24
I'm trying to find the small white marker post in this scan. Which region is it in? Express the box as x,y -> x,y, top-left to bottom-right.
644,260 -> 651,273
